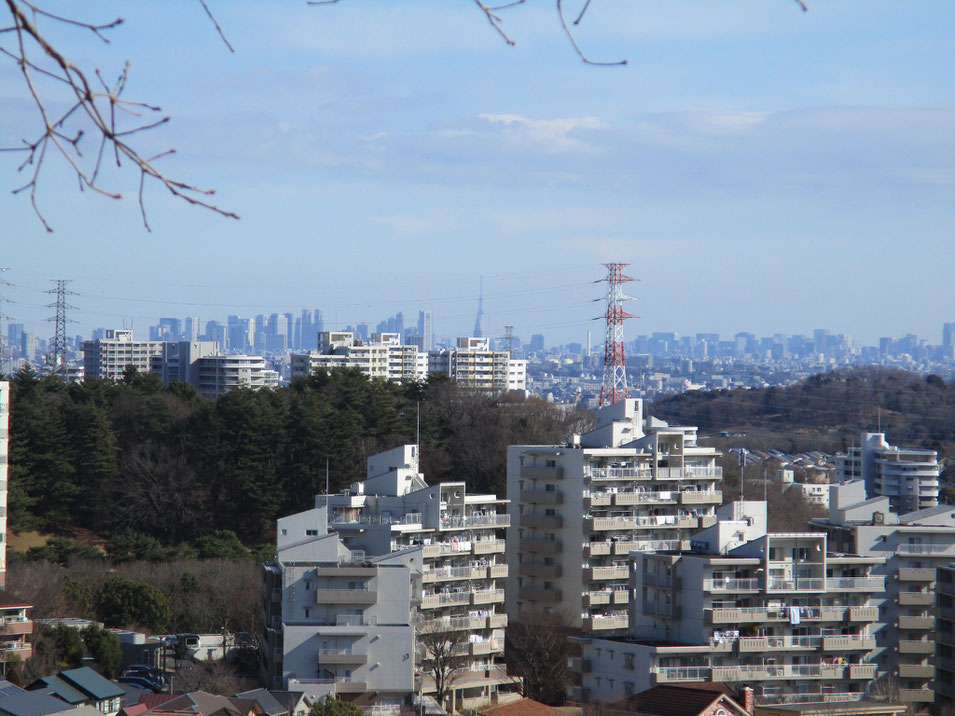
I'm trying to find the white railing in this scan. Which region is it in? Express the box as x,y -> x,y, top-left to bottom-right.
334,615 -> 377,627
704,578 -> 759,591
585,467 -> 653,480
896,544 -> 949,555
826,576 -> 884,591
652,666 -> 711,681
768,577 -> 825,591
440,514 -> 510,529
331,513 -> 422,526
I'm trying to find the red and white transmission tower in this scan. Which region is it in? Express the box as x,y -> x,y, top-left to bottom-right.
598,263 -> 636,407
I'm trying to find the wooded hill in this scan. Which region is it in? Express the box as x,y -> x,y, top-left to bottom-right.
650,367 -> 955,461
4,367 -> 589,556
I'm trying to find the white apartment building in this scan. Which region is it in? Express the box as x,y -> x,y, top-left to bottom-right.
292,333 -> 527,391
811,480 -> 948,706
0,381 -> 8,590
506,398 -> 722,635
428,337 -> 527,392
572,501 -> 884,708
261,445 -> 513,711
260,525 -> 415,702
290,332 -> 426,384
836,432 -> 939,512
150,341 -> 278,398
82,329 -> 163,381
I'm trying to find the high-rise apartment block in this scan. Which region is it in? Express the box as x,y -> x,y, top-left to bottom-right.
937,563 -> 955,705
150,341 -> 279,398
506,398 -> 722,635
429,338 -> 526,392
571,501 -> 884,707
291,334 -> 526,391
835,432 -> 939,512
82,330 -> 163,381
812,480 -> 948,706
261,445 -> 512,710
0,381 -> 8,590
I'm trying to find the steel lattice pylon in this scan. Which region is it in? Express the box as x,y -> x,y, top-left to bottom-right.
45,279 -> 75,377
598,263 -> 636,407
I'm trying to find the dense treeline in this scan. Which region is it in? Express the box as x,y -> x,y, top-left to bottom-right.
5,367 -> 588,552
651,367 -> 955,458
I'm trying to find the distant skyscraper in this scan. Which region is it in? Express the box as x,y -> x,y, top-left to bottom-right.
417,310 -> 433,351
184,316 -> 200,342
473,277 -> 485,338
227,315 -> 254,352
529,334 -> 544,352
944,323 -> 955,349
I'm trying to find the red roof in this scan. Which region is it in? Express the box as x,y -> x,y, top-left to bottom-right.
478,698 -> 564,716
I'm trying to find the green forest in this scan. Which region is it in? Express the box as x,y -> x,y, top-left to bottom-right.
4,366 -> 588,558
651,367 -> 954,456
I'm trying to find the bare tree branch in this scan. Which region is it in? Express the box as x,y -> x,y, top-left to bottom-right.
1,0 -> 239,231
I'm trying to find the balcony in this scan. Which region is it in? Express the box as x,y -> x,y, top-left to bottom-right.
0,618 -> 33,636
470,639 -> 503,656
583,493 -> 612,508
519,538 -> 562,554
472,589 -> 505,605
487,614 -> 507,628
825,576 -> 885,591
898,592 -> 934,606
521,466 -> 563,480
583,614 -> 629,632
420,615 -> 485,632
584,541 -> 612,557
703,578 -> 759,593
712,664 -> 845,681
585,566 -> 629,581
519,563 -> 562,578
420,592 -> 471,609
317,649 -> 367,665
768,577 -> 825,592
738,636 -> 820,652
586,517 -> 636,532
489,564 -> 508,578
585,467 -> 652,481
614,491 -> 678,506
897,568 -> 935,582
847,663 -> 878,680
898,664 -> 934,679
521,489 -> 563,505
440,513 -> 510,530
681,490 -> 722,505
849,607 -> 879,621
315,588 -> 377,604
651,666 -> 711,683
822,635 -> 876,651
896,543 -> 951,556
520,514 -> 563,529
473,539 -> 506,555
898,640 -> 935,654
613,590 -> 629,604
519,586 -> 562,602
898,615 -> 935,630
583,591 -> 611,607
422,566 -> 487,583
900,689 -> 935,703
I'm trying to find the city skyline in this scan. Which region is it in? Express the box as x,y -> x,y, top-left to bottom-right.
1,2 -> 952,346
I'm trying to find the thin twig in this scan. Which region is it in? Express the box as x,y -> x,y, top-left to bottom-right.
473,0 -> 518,46
556,0 -> 626,66
197,0 -> 234,52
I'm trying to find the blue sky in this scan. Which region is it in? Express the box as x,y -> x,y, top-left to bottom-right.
1,0 -> 952,347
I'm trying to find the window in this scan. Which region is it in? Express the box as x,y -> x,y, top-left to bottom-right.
306,529 -> 318,536
304,607 -> 310,618
624,682 -> 634,697
305,580 -> 311,591
546,484 -> 556,492
624,653 -> 634,670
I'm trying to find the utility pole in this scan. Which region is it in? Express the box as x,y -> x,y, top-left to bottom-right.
45,279 -> 76,378
0,269 -> 11,374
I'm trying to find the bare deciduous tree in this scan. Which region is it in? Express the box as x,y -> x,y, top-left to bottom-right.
417,622 -> 469,711
505,606 -> 574,705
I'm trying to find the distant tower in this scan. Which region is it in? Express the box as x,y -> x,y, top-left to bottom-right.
598,263 -> 636,407
473,277 -> 485,338
45,279 -> 75,377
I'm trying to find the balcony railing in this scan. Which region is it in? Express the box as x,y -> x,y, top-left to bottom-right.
767,577 -> 825,592
896,543 -> 950,555
738,635 -> 820,651
440,514 -> 510,529
826,576 -> 885,591
585,467 -> 652,481
651,666 -> 711,682
704,578 -> 759,592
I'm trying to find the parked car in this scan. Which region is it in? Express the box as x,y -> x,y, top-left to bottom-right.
117,676 -> 162,693
123,666 -> 164,686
